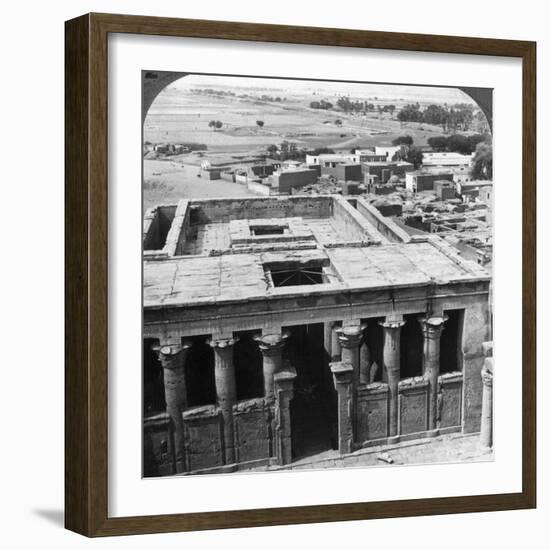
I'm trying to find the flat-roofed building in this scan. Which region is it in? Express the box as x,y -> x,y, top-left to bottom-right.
422,152 -> 474,169
406,171 -> 454,192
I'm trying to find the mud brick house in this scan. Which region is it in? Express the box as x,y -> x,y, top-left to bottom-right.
142,195 -> 491,476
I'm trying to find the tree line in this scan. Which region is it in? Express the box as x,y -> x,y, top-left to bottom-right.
427,133 -> 490,155
265,143 -> 334,162
310,96 -> 397,115
397,102 -> 478,132
392,134 -> 492,179
191,88 -> 285,102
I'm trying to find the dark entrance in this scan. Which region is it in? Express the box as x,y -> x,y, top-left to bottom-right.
233,330 -> 264,400
364,317 -> 384,382
185,336 -> 216,407
143,338 -> 165,414
400,313 -> 424,378
441,309 -> 464,373
284,323 -> 338,460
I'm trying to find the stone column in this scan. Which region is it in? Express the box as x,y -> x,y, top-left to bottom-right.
330,361 -> 355,454
331,323 -> 342,360
209,337 -> 238,465
156,340 -> 192,474
337,325 -> 364,390
480,356 -> 494,448
419,315 -> 448,431
359,329 -> 371,385
273,367 -> 297,465
380,317 -> 405,438
255,332 -> 288,399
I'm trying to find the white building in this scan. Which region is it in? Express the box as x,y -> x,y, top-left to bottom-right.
422,152 -> 474,168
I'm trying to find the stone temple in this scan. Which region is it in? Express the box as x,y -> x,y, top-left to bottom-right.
142,194 -> 492,476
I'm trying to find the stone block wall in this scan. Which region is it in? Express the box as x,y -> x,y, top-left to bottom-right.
356,198 -> 411,243
233,398 -> 274,464
439,372 -> 463,428
354,373 -> 463,446
182,405 -> 224,472
143,205 -> 177,251
188,196 -> 333,224
275,169 -> 318,193
356,383 -> 389,441
143,413 -> 175,477
137,399 -> 276,474
461,301 -> 491,433
398,377 -> 429,435
332,196 -> 381,243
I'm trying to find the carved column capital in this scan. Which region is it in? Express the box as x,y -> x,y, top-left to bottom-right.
208,336 -> 239,349
154,340 -> 192,369
418,315 -> 448,339
254,332 -> 289,356
379,319 -> 406,330
336,325 -> 365,349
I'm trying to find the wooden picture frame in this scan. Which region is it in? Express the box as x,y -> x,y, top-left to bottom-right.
65,12 -> 536,537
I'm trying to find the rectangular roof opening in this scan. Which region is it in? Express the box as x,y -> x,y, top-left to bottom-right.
264,260 -> 328,287
252,226 -> 285,236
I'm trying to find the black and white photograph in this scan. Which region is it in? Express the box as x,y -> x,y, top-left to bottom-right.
142,72 -> 494,478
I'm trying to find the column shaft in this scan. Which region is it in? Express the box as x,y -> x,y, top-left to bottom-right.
419,316 -> 448,431
210,337 -> 238,465
380,318 -> 405,437
480,357 -> 493,448
338,325 -> 364,391
273,368 -> 297,465
330,361 -> 355,454
255,332 -> 288,399
157,341 -> 191,474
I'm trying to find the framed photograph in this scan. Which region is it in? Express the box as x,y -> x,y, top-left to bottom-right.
65,13 -> 536,536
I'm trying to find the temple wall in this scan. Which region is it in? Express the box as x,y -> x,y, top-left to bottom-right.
461,300 -> 491,433
145,399 -> 276,475
233,398 -> 274,464
398,377 -> 429,435
143,204 -> 177,251
354,373 -> 463,446
439,372 -> 463,429
182,405 -> 224,472
189,196 -> 333,224
144,284 -> 489,341
143,413 -> 175,477
356,198 -> 411,243
356,383 -> 389,441
332,196 -> 383,243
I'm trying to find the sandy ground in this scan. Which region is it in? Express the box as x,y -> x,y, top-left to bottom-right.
267,432 -> 493,472
143,159 -> 257,211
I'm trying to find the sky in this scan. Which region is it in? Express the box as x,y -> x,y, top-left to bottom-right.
162,73 -> 477,105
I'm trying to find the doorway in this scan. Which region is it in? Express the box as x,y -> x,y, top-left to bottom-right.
284,323 -> 338,460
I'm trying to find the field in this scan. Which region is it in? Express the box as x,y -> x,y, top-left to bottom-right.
143,159 -> 257,211
144,92 -> 447,154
